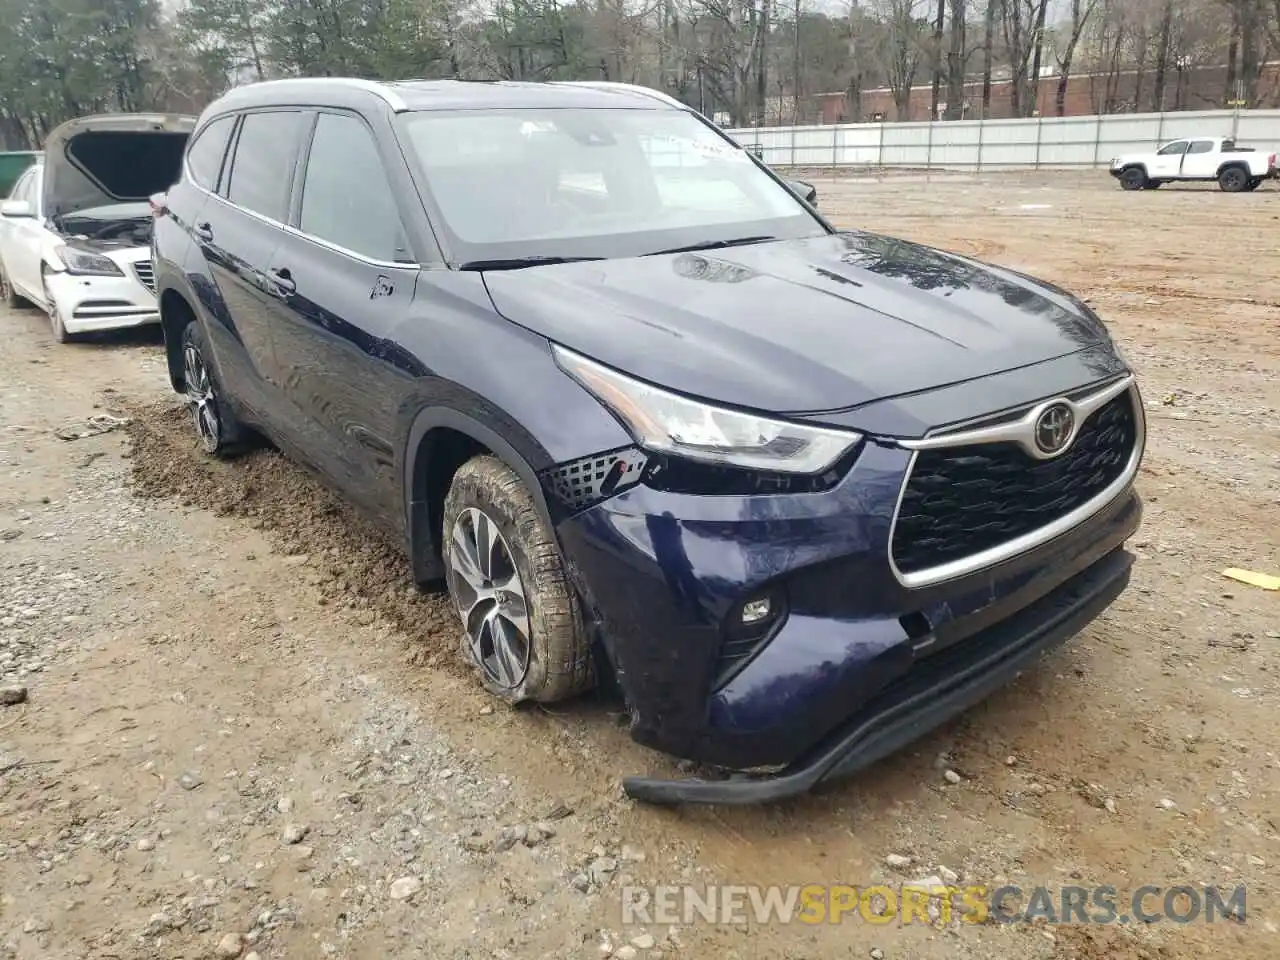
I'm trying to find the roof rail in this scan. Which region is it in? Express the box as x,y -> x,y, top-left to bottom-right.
553,81 -> 688,111
236,76 -> 407,111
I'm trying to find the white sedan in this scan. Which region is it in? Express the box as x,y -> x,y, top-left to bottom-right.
0,113 -> 194,341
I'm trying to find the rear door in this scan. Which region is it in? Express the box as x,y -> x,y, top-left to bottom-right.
198,108 -> 311,421
1180,139 -> 1218,178
263,109 -> 421,528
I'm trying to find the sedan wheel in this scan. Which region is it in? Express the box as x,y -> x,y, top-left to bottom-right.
43,277 -> 71,343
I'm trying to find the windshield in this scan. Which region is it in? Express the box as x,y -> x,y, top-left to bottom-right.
397,107 -> 827,263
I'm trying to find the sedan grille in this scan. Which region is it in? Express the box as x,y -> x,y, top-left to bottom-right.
132,260 -> 155,293
891,390 -> 1138,577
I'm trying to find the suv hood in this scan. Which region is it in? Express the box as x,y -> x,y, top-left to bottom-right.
481,231 -> 1112,415
42,113 -> 195,223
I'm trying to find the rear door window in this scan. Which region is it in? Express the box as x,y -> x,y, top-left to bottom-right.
225,110 -> 308,223
186,115 -> 237,191
298,112 -> 409,262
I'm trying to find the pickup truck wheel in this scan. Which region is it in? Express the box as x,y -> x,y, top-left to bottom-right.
1119,167 -> 1147,191
442,455 -> 593,705
1245,177 -> 1262,191
1218,166 -> 1249,192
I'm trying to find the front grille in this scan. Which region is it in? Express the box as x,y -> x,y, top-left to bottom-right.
132,260 -> 155,293
891,390 -> 1137,576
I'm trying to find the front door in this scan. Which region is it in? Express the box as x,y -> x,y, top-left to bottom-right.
262,109 -> 421,529
1150,140 -> 1188,178
1,168 -> 48,300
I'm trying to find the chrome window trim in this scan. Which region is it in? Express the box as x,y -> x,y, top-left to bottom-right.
887,377 -> 1145,590
181,116 -> 421,272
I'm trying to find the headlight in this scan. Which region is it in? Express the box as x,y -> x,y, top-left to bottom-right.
53,244 -> 123,277
553,345 -> 862,474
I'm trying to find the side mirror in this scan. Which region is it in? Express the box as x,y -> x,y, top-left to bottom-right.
1,199 -> 33,218
787,180 -> 818,207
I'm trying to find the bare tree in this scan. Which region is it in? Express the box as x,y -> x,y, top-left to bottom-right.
873,0 -> 927,119
1053,0 -> 1100,115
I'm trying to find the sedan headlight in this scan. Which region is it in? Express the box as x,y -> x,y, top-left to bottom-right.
553,345 -> 862,475
53,244 -> 123,277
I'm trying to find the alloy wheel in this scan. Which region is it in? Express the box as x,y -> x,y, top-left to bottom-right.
183,341 -> 221,453
447,507 -> 532,690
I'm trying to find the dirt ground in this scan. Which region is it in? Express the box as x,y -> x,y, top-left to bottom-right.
1,170 -> 1277,960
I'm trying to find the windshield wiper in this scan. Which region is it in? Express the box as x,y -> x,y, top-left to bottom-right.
643,235 -> 779,257
458,256 -> 604,271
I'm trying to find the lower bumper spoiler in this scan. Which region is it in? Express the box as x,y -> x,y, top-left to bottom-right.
622,547 -> 1133,806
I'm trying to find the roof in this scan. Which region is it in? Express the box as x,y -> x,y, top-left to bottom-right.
204,78 -> 690,118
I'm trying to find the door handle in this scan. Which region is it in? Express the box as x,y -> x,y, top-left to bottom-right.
194,221 -> 213,243
269,267 -> 296,295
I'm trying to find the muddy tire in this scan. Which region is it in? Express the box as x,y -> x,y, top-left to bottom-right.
442,455 -> 592,704
181,321 -> 245,456
1119,167 -> 1147,191
1218,165 -> 1249,192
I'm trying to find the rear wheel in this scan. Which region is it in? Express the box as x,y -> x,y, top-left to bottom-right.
181,321 -> 245,456
442,455 -> 592,704
1119,167 -> 1147,191
1218,166 -> 1249,192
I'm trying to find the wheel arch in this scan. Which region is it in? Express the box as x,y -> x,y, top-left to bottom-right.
158,285 -> 199,391
1216,160 -> 1250,178
404,407 -> 556,587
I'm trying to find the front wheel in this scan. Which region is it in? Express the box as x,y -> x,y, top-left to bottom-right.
42,270 -> 72,343
180,321 -> 245,456
442,455 -> 593,704
1218,166 -> 1249,192
1119,167 -> 1147,191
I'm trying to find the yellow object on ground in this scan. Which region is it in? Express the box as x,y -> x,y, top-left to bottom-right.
1221,568 -> 1280,591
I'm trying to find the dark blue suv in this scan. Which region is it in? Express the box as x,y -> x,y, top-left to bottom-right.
152,78 -> 1145,805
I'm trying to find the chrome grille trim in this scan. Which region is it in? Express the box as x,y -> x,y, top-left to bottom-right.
132,260 -> 156,293
887,377 -> 1145,589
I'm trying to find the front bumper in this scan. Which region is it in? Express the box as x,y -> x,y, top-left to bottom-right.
554,402 -> 1143,801
624,544 -> 1133,804
46,259 -> 159,333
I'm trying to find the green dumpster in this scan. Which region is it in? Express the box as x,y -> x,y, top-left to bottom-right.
0,151 -> 40,198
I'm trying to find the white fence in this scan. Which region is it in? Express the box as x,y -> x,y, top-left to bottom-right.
726,109 -> 1280,170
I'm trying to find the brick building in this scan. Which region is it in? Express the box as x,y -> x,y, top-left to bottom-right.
813,62 -> 1280,123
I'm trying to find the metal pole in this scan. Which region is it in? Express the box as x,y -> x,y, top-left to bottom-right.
793,0 -> 801,125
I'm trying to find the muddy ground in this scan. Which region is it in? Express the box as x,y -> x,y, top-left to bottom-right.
1,170 -> 1277,960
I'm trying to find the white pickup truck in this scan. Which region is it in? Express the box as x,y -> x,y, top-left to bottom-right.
1110,137 -> 1277,192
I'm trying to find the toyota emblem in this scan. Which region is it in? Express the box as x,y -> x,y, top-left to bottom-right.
1034,403 -> 1075,456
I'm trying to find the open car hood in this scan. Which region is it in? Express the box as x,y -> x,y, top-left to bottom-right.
41,113 -> 195,222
